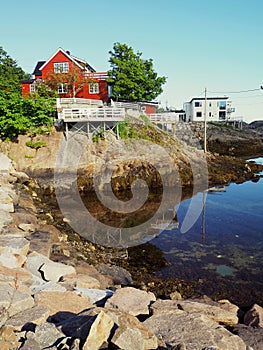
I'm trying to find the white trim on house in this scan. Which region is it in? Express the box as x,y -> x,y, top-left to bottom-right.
38,48 -> 88,73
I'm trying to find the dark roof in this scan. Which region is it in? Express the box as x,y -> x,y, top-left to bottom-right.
21,78 -> 35,84
189,96 -> 229,103
33,61 -> 46,76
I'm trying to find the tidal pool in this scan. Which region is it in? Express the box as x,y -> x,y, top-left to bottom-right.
151,157 -> 263,306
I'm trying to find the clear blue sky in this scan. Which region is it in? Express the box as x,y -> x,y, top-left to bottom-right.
1,0 -> 263,122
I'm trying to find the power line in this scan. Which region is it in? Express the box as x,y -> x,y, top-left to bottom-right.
208,88 -> 262,94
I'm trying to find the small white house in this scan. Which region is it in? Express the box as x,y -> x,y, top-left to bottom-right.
183,97 -> 235,122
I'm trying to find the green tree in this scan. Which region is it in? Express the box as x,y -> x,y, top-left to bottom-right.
107,42 -> 166,101
0,47 -> 30,94
35,66 -> 94,98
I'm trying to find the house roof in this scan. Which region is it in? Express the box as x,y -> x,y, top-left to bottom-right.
33,61 -> 46,76
21,78 -> 35,84
188,96 -> 229,103
38,48 -> 96,73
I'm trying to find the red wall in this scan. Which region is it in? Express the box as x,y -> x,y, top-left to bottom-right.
21,83 -> 30,97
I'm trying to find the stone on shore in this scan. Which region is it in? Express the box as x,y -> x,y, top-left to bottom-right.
96,263 -> 132,285
25,252 -> 76,282
0,265 -> 34,287
0,283 -> 35,318
5,305 -> 50,331
34,291 -> 93,319
74,288 -> 113,305
244,303 -> 263,327
28,230 -> 52,257
105,286 -> 156,316
82,310 -> 114,350
232,324 -> 263,350
106,309 -> 158,350
150,299 -> 239,326
144,312 -> 246,350
0,235 -> 30,268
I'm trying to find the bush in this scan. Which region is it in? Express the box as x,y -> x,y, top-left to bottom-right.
0,91 -> 55,140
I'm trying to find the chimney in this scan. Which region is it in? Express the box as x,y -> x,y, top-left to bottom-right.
66,50 -> 70,55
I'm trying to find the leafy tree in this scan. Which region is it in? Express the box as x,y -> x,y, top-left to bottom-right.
36,66 -> 94,98
0,47 -> 30,94
107,42 -> 166,101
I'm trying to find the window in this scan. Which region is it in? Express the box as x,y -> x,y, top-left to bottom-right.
217,101 -> 226,110
54,62 -> 69,73
219,111 -> 226,120
58,83 -> 67,94
30,83 -> 35,93
195,101 -> 202,107
89,83 -> 99,94
196,111 -> 202,117
209,112 -> 212,117
209,103 -> 212,107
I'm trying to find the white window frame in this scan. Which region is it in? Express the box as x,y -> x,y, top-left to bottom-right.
54,62 -> 69,73
89,83 -> 99,94
30,83 -> 36,93
58,83 -> 67,94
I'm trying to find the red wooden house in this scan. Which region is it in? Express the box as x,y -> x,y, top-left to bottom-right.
21,48 -> 109,102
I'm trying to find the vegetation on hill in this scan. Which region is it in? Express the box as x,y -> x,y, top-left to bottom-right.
0,47 -> 55,140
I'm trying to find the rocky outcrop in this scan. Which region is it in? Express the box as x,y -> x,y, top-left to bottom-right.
0,152 -> 262,349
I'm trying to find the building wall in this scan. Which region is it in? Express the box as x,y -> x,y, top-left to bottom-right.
22,49 -> 109,102
21,83 -> 31,97
184,98 -> 231,122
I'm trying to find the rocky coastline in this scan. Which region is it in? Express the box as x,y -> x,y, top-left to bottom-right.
0,148 -> 263,348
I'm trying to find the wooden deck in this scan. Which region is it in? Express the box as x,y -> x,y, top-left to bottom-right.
58,107 -> 125,123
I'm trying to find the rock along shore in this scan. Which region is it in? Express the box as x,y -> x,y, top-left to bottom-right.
0,152 -> 263,350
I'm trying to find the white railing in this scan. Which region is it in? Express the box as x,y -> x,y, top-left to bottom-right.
113,101 -> 140,110
58,98 -> 103,107
84,72 -> 108,80
149,113 -> 179,123
60,107 -> 125,121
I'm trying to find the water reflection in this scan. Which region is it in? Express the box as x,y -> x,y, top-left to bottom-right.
150,162 -> 263,306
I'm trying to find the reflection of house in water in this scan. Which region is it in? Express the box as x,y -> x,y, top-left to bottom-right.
151,208 -> 179,231
202,185 -> 227,241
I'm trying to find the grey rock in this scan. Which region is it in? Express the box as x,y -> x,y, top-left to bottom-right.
28,230 -> 52,257
19,337 -> 41,350
34,322 -> 65,348
74,288 -> 113,305
0,209 -> 13,227
96,263 -> 132,285
82,310 -> 114,350
105,286 -> 156,316
0,283 -> 35,318
106,309 -> 158,350
232,324 -> 263,350
244,304 -> 263,327
31,280 -> 67,294
0,235 -> 30,268
150,299 -> 239,326
5,305 -> 50,331
143,312 -> 246,350
25,252 -> 76,282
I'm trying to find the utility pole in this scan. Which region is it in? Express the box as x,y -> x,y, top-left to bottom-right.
204,88 -> 207,153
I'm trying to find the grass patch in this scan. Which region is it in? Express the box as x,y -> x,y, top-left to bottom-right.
25,140 -> 46,149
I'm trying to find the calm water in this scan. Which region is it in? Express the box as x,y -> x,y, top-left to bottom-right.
150,158 -> 263,306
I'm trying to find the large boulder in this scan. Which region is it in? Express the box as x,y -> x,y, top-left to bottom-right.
34,291 -> 93,319
25,252 -> 76,282
150,299 -> 239,326
105,286 -> 156,316
144,312 -> 246,350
